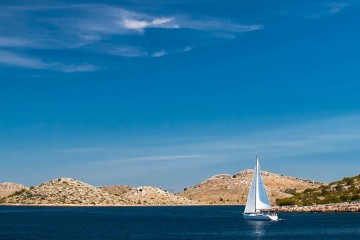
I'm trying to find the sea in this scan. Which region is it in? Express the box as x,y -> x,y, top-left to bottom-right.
0,206 -> 359,240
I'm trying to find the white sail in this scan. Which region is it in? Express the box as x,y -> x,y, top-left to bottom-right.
244,163 -> 257,213
255,158 -> 272,210
244,156 -> 272,213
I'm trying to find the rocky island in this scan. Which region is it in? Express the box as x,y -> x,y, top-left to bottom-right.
1,171 -> 359,212
179,169 -> 321,205
0,178 -> 196,206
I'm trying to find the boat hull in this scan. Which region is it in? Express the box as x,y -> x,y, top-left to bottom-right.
243,213 -> 278,221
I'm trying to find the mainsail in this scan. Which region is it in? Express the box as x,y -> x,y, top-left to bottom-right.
244,157 -> 272,213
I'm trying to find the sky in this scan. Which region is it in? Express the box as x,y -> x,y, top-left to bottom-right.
1,0 -> 360,192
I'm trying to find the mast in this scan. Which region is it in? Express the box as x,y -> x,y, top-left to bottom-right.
254,156 -> 258,212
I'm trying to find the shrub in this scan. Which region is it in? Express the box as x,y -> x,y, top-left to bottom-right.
304,188 -> 314,194
343,177 -> 354,185
283,188 -> 297,195
350,195 -> 360,201
334,185 -> 343,191
276,198 -> 296,206
10,189 -> 27,197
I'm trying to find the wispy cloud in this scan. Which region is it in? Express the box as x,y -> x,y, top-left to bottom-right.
185,114 -> 360,161
0,50 -> 98,72
0,50 -> 48,69
123,154 -> 202,163
328,2 -> 349,14
72,114 -> 360,167
152,50 -> 167,57
309,2 -> 349,18
182,46 -> 193,52
178,17 -> 263,33
0,37 -> 38,48
122,17 -> 178,33
58,63 -> 98,73
0,2 -> 263,69
55,147 -> 108,154
121,14 -> 262,34
104,45 -> 148,57
0,3 -> 261,48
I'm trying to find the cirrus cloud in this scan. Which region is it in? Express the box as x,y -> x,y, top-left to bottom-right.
0,50 -> 98,72
0,2 -> 263,71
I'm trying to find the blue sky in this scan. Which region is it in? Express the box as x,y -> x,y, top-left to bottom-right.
1,0 -> 360,191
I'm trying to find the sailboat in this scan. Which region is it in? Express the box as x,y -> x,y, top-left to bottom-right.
243,156 -> 278,221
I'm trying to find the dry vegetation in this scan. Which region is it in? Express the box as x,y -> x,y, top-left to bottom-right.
179,169 -> 322,205
276,174 -> 360,206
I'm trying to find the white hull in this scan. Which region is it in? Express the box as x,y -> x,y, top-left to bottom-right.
243,213 -> 278,221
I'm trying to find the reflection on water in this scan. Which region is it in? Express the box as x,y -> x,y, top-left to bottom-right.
246,221 -> 269,238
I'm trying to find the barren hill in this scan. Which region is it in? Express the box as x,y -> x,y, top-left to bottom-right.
179,170 -> 322,205
0,182 -> 28,198
1,178 -> 129,206
1,179 -> 197,206
1,171 -> 322,206
121,186 -> 196,205
100,185 -> 196,205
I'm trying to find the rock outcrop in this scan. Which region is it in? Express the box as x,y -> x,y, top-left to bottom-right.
179,170 -> 322,205
0,182 -> 28,198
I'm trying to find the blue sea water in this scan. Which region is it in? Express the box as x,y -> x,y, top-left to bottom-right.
0,206 -> 359,240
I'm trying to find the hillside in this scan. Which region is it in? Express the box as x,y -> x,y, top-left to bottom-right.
121,186 -> 195,205
179,169 -> 322,205
276,174 -> 360,206
1,178 -> 129,206
1,179 -> 197,206
0,182 -> 28,198
100,185 -> 196,205
1,170 -> 324,206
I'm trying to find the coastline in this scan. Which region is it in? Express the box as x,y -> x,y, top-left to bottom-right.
273,202 -> 360,212
2,202 -> 360,212
0,203 -> 236,207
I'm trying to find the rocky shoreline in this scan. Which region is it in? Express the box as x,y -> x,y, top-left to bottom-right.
2,202 -> 360,212
274,202 -> 360,212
